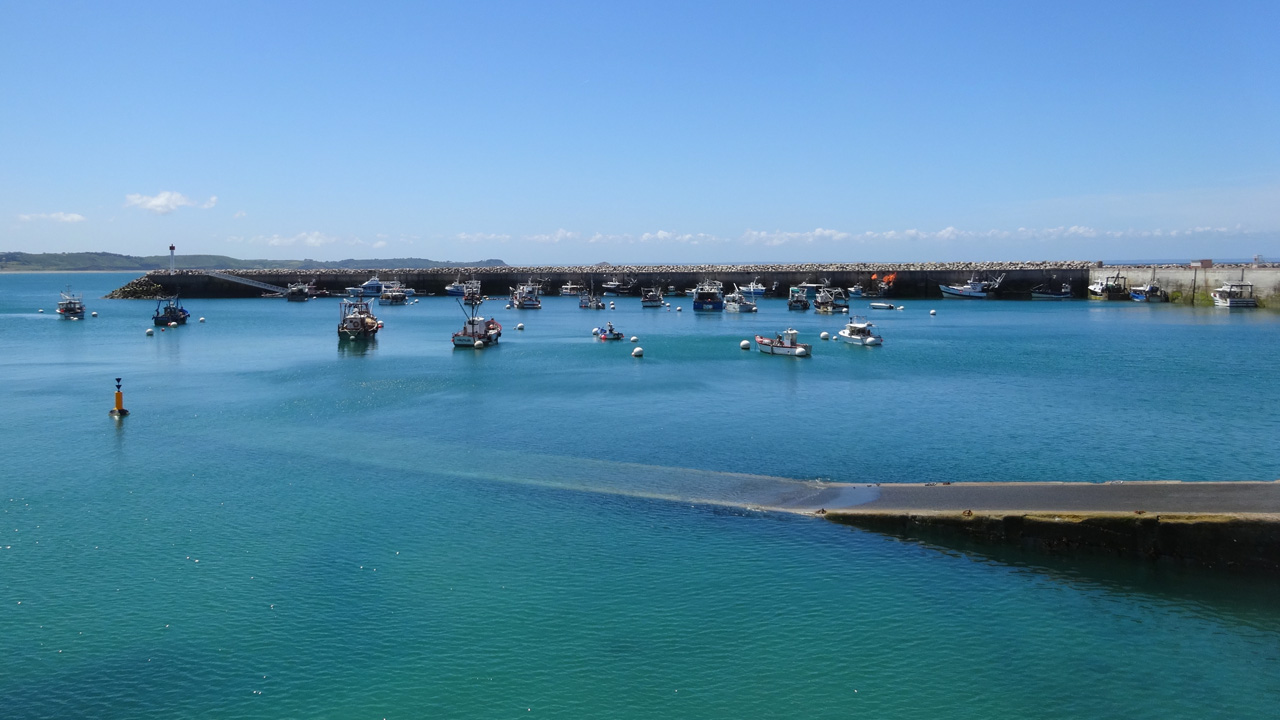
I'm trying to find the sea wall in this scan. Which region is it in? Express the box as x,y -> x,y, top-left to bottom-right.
825,510 -> 1280,574
107,262 -> 1095,299
1090,265 -> 1280,306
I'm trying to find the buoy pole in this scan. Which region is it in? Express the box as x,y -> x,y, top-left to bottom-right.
109,377 -> 130,417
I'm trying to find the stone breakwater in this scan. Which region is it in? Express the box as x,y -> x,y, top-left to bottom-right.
107,261 -> 1098,299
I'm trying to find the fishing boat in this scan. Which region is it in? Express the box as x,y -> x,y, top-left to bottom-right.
692,280 -> 725,311
847,284 -> 865,298
640,287 -> 665,308
444,277 -> 467,296
1030,282 -> 1072,300
740,278 -> 766,299
796,279 -> 827,300
377,287 -> 408,305
286,282 -> 312,302
939,273 -> 1004,299
724,287 -> 757,313
337,298 -> 380,340
560,281 -> 585,296
755,328 -> 811,356
597,321 -> 624,341
787,287 -> 810,311
579,292 -> 605,309
383,279 -> 417,297
814,287 -> 849,314
345,275 -> 384,297
56,288 -> 86,319
601,277 -> 636,296
666,286 -> 689,297
1211,282 -> 1258,308
510,279 -> 542,309
463,285 -> 484,306
153,295 -> 190,326
1129,284 -> 1168,303
868,301 -> 897,310
452,301 -> 501,347
836,316 -> 882,346
1087,273 -> 1129,300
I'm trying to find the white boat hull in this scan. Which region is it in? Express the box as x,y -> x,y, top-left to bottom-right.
836,330 -> 881,345
939,284 -> 986,298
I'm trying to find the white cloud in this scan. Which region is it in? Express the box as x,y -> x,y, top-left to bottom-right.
227,231 -> 338,247
372,240 -> 387,249
524,228 -> 579,244
457,232 -> 511,243
18,212 -> 85,223
124,191 -> 217,215
233,210 -> 247,219
742,228 -> 851,246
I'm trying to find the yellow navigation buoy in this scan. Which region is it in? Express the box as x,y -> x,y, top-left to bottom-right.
108,377 -> 129,417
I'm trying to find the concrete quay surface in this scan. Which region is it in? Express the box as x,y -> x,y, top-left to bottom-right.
821,481 -> 1280,574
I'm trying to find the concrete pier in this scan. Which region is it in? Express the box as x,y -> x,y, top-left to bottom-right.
822,481 -> 1280,574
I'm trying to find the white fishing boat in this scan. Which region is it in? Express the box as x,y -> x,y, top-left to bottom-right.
1211,282 -> 1258,308
285,282 -> 312,302
939,273 -> 1004,299
693,280 -> 725,311
640,287 -> 664,308
724,287 -> 757,313
56,288 -> 86,319
755,328 -> 811,356
338,298 -> 380,340
452,302 -> 501,347
510,279 -> 542,309
345,275 -> 384,297
579,292 -> 605,309
1088,273 -> 1128,300
1030,282 -> 1072,300
836,316 -> 882,346
741,278 -> 766,299
560,281 -> 585,296
1129,284 -> 1168,303
787,287 -> 810,311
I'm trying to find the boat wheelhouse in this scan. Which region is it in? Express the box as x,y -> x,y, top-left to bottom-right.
1211,282 -> 1258,308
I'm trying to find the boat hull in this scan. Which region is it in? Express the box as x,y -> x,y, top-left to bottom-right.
693,300 -> 724,311
868,302 -> 895,310
836,330 -> 881,346
939,284 -> 986,299
755,337 -> 811,356
1031,292 -> 1071,300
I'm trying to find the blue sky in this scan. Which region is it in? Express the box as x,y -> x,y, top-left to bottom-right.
2,1 -> 1277,264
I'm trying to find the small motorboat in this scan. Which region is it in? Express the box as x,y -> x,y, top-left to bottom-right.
836,316 -> 882,346
787,287 -> 810,311
153,295 -> 190,326
338,298 -> 380,340
868,302 -> 896,310
453,301 -> 501,347
755,328 -> 811,356
56,288 -> 86,319
1212,282 -> 1258,308
597,321 -> 624,341
1030,282 -> 1072,300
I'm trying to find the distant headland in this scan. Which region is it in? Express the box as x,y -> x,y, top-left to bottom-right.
0,251 -> 507,273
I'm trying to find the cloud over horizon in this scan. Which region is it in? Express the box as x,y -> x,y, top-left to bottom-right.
18,212 -> 86,223
125,191 -> 218,215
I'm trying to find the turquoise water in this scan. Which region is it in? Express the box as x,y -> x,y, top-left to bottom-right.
3,272 -> 1280,717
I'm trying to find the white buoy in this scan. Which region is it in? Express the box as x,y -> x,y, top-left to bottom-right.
665,302 -> 670,307
71,316 -> 80,321
474,340 -> 484,349
145,328 -> 154,336
199,317 -> 206,323
592,327 -> 600,335
820,331 -> 830,340
896,305 -> 904,311
631,347 -> 643,357
505,304 -> 512,309
168,321 -> 178,327
630,336 -> 638,342
930,309 -> 936,315
740,340 -> 750,350
37,309 -> 44,313
517,323 -> 524,330
796,347 -> 808,356
91,312 -> 98,317
676,306 -> 682,312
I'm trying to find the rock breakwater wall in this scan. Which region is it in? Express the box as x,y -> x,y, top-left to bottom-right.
107,262 -> 1095,299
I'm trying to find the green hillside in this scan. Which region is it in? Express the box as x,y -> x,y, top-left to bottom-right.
0,252 -> 506,272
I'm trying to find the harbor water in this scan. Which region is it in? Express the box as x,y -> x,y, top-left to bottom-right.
3,272 -> 1280,718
